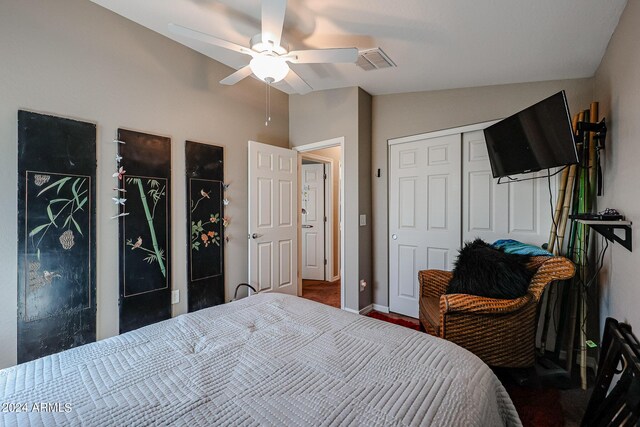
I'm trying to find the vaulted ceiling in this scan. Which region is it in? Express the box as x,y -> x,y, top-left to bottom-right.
91,0 -> 627,95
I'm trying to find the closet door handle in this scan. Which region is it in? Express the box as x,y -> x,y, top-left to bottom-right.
392,234 -> 397,240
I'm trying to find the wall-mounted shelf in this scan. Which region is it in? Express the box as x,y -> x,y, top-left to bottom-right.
576,220 -> 633,252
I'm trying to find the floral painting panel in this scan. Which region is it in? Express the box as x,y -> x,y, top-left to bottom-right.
190,178 -> 223,281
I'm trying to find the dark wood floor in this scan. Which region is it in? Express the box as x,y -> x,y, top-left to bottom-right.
379,310 -> 420,325
301,279 -> 340,308
300,279 -> 419,327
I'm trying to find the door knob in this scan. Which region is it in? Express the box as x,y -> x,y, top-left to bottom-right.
302,225 -> 313,229
251,233 -> 260,239
392,234 -> 397,240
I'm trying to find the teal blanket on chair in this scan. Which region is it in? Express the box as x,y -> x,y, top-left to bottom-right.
492,239 -> 553,256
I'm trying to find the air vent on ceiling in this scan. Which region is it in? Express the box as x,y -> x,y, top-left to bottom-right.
356,48 -> 396,71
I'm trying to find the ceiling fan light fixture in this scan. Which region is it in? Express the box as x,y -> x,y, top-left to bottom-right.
250,55 -> 289,83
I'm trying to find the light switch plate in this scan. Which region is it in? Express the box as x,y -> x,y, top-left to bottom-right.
359,214 -> 367,226
171,290 -> 179,305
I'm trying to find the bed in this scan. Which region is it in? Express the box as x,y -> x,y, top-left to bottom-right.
0,293 -> 521,426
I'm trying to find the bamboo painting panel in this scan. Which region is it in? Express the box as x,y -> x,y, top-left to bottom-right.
123,176 -> 168,295
118,129 -> 171,333
185,141 -> 224,312
17,111 -> 96,363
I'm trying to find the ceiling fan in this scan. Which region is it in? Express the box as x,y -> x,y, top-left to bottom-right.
168,0 -> 359,95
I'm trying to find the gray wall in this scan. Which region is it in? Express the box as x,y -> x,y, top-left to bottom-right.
0,0 -> 288,369
372,79 -> 594,307
358,89 -> 373,309
290,87 -> 373,312
594,0 -> 640,333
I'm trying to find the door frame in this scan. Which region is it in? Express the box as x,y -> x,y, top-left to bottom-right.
294,137 -> 345,309
388,120 -> 500,146
301,153 -> 336,282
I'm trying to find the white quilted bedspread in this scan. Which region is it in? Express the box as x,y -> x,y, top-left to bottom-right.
0,293 -> 521,426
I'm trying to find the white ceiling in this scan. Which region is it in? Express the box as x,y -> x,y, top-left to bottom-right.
90,0 -> 627,96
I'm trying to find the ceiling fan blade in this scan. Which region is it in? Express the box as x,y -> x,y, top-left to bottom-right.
286,48 -> 359,64
168,23 -> 254,57
262,0 -> 287,48
220,65 -> 253,85
284,69 -> 312,95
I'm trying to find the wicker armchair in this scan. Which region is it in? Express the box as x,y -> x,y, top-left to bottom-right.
419,256 -> 575,368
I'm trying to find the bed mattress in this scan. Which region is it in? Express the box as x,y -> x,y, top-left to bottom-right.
0,293 -> 521,426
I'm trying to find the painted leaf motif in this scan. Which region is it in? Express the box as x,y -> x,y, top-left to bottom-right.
46,205 -> 57,227
144,253 -> 158,264
75,196 -> 88,212
37,176 -> 72,197
71,217 -> 83,236
71,178 -> 81,202
29,223 -> 49,237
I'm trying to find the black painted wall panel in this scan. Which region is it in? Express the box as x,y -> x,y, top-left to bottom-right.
17,110 -> 97,363
186,141 -> 224,312
117,129 -> 171,333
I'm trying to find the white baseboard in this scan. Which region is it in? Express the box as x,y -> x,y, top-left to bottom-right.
372,304 -> 389,313
359,304 -> 373,315
343,305 -> 373,315
330,275 -> 341,283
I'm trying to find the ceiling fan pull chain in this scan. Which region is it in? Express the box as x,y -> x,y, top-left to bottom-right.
268,82 -> 272,124
264,80 -> 273,127
265,81 -> 269,127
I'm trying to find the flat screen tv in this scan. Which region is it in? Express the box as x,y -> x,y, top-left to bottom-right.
483,90 -> 578,178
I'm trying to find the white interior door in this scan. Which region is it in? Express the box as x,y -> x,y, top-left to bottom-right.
389,134 -> 462,318
462,130 -> 556,246
301,163 -> 326,280
248,141 -> 297,295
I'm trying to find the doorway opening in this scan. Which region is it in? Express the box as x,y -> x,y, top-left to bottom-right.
299,146 -> 342,309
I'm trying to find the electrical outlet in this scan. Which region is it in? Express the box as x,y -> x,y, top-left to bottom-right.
359,214 -> 367,226
359,280 -> 367,292
171,290 -> 179,305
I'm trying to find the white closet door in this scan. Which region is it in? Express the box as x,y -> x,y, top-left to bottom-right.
462,130 -> 556,246
389,134 -> 461,318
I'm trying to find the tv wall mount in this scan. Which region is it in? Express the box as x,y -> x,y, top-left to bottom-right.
496,118 -> 608,185
576,118 -> 607,148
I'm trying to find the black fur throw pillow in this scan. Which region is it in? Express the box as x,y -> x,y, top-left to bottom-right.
446,239 -> 534,299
